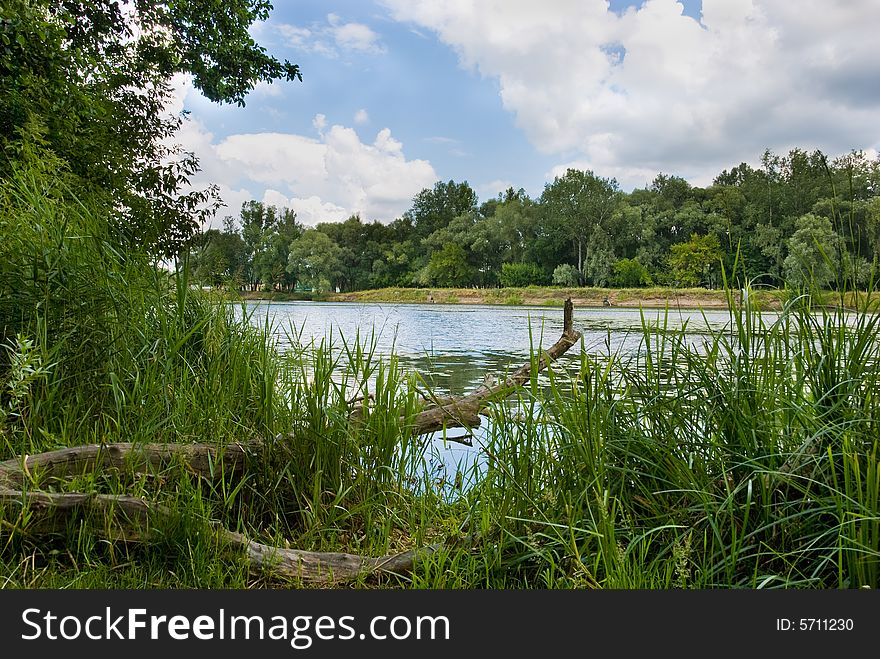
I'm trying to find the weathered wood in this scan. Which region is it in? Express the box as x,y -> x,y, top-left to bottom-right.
220,530 -> 442,584
0,488 -> 160,541
0,441 -> 258,489
0,301 -> 582,584
407,298 -> 581,435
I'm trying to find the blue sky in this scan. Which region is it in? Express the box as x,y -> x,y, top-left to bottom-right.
173,0 -> 880,227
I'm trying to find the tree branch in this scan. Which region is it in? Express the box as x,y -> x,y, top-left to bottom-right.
1,300 -> 581,584
407,298 -> 581,435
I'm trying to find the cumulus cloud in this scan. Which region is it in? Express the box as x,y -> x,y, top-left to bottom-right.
354,108 -> 370,125
477,179 -> 516,199
274,13 -> 385,58
172,79 -> 436,228
327,13 -> 386,54
382,0 -> 880,189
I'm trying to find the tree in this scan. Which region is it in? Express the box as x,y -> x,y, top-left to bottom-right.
190,228 -> 248,287
405,180 -> 478,242
1,0 -> 302,256
865,196 -> 880,265
239,200 -> 279,289
668,233 -> 723,287
253,207 -> 302,291
783,213 -> 841,289
422,243 -> 474,287
650,173 -> 692,211
751,223 -> 785,283
583,227 -> 615,286
612,258 -> 652,287
287,230 -> 343,293
541,169 -> 619,278
552,264 -> 580,287
499,262 -> 549,287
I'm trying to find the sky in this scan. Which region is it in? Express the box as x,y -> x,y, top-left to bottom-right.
171,0 -> 880,228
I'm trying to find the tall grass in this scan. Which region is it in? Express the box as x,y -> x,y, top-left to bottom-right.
456,279 -> 880,588
2,164 -> 878,589
0,167 -> 440,587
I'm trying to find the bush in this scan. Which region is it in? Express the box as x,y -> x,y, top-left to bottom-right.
499,262 -> 550,287
552,263 -> 581,287
612,258 -> 652,287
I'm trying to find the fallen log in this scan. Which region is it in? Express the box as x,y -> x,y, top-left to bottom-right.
0,299 -> 582,584
407,298 -> 581,435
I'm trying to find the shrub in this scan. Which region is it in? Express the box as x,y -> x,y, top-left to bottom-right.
612,258 -> 652,287
552,263 -> 581,287
499,262 -> 550,287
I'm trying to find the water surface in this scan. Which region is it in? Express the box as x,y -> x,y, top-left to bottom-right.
244,300 -> 746,487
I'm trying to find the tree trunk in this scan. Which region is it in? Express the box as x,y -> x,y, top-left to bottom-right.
1,300 -> 582,584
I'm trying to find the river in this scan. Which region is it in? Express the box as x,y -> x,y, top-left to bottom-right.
243,300 -> 746,489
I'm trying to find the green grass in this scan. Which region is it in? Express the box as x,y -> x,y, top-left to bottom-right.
2,167 -> 879,589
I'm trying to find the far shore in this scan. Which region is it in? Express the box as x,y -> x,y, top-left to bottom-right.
234,286 -> 793,310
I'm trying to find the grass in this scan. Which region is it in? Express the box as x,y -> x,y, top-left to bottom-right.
2,167 -> 879,589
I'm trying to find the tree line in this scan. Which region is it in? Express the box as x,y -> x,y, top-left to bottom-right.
191,149 -> 880,293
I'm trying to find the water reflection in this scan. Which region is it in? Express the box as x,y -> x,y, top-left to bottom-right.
246,301 -> 738,387
243,300 -> 749,490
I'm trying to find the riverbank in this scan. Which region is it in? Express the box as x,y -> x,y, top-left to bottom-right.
237,285 -> 787,310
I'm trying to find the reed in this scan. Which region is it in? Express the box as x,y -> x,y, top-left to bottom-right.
2,166 -> 877,589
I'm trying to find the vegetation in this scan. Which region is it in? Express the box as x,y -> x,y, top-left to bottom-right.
191,152 -> 880,298
1,1 -> 878,591
4,176 -> 879,588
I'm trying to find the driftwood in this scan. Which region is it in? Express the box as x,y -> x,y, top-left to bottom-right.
0,442 -> 441,583
0,299 -> 582,584
406,298 -> 581,436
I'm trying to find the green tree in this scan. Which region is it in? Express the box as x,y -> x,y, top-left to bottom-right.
287,230 -> 343,293
783,213 -> 841,289
751,223 -> 785,282
405,180 -> 478,242
552,264 -> 580,287
865,197 -> 880,265
612,258 -> 652,287
422,243 -> 474,287
190,228 -> 249,288
371,240 -> 416,288
541,169 -> 619,278
1,0 -> 301,256
239,201 -> 278,289
668,233 -> 723,287
583,227 -> 616,286
254,208 -> 303,291
499,262 -> 550,287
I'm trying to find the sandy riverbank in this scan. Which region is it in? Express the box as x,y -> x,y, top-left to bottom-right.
238,286 -> 789,310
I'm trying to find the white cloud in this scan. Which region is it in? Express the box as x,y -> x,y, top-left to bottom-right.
328,15 -> 386,54
354,108 -> 370,125
477,179 -> 516,199
172,79 -> 436,228
275,23 -> 312,49
275,14 -> 385,58
250,80 -> 283,98
382,0 -> 880,189
263,191 -> 350,226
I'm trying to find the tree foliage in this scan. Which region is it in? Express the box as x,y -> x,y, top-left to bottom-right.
1,0 -> 301,256
499,262 -> 549,288
287,229 -> 343,293
612,258 -> 652,288
186,149 -> 880,294
668,233 -> 723,287
783,213 -> 841,289
541,169 -> 619,276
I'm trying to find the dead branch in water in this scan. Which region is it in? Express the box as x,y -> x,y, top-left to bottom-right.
406,298 -> 581,435
1,300 -> 581,584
